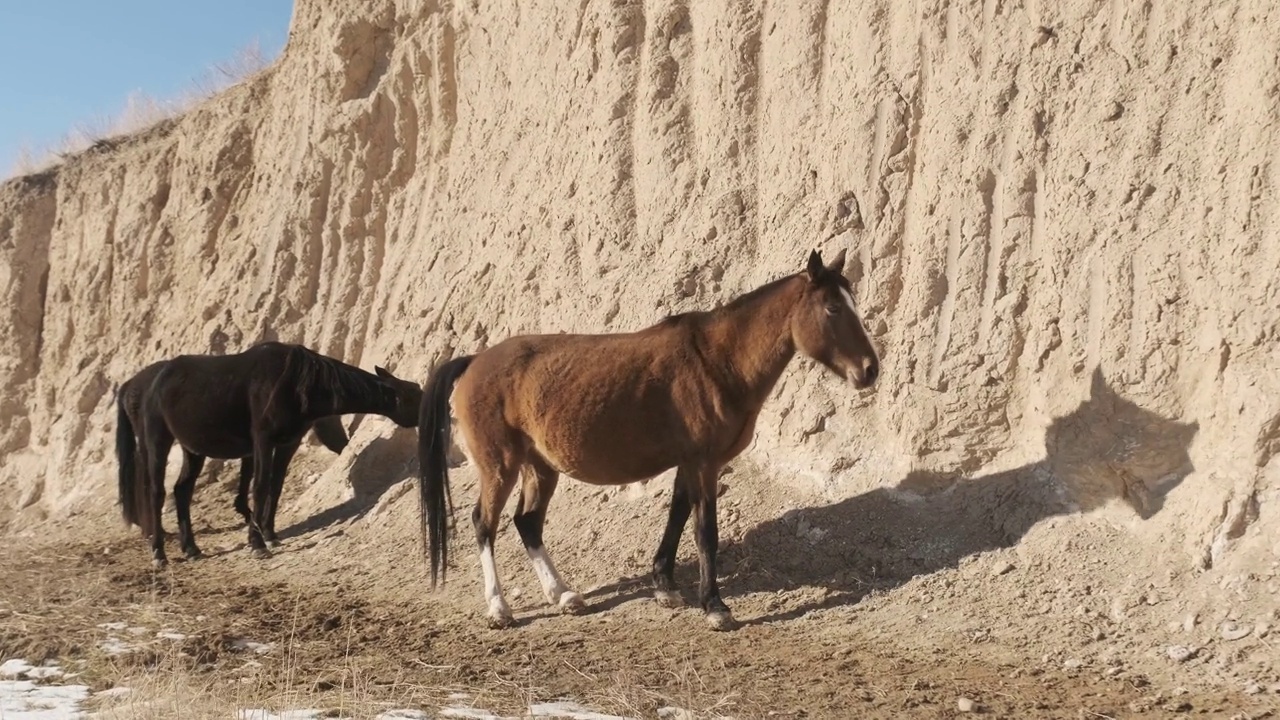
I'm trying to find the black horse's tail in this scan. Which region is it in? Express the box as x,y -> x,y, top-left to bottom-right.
115,388 -> 149,536
418,354 -> 475,587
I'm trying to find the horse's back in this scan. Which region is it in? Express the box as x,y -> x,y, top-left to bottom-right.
454,322 -> 715,483
146,350 -> 280,457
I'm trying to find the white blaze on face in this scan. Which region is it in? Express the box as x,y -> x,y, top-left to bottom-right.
838,287 -> 856,313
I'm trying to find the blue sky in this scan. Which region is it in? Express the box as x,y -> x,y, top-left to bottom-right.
0,1 -> 294,173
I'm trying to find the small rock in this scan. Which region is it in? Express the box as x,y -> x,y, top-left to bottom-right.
509,587 -> 523,600
957,697 -> 979,713
1244,682 -> 1262,695
1103,666 -> 1124,677
1063,658 -> 1083,670
1221,622 -> 1251,641
796,518 -> 811,538
658,708 -> 694,720
1254,622 -> 1270,638
1183,613 -> 1198,633
991,561 -> 1015,577
1167,645 -> 1198,663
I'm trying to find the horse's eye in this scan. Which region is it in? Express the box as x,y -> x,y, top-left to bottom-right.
824,304 -> 840,316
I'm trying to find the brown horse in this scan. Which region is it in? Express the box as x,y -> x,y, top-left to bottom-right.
417,249 -> 880,630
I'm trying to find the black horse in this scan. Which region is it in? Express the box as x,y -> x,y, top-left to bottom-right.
116,341 -> 422,566
116,359 -> 351,552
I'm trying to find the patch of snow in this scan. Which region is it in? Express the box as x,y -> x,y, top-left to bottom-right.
439,707 -> 513,720
237,710 -> 326,720
24,666 -> 64,681
95,622 -> 127,632
530,701 -> 634,719
98,638 -> 133,656
230,638 -> 274,655
1,659 -> 34,678
375,711 -> 431,720
156,631 -> 188,641
95,687 -> 133,699
0,678 -> 91,719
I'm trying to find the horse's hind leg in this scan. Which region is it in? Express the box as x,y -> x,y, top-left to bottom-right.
142,429 -> 174,568
173,450 -> 206,560
471,452 -> 521,628
513,458 -> 585,614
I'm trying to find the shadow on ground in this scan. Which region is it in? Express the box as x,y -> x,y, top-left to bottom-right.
585,369 -> 1200,624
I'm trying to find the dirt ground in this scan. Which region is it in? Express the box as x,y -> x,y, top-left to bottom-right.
2,450 -> 1277,720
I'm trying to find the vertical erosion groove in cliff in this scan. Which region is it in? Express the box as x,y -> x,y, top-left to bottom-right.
0,0 -> 1277,568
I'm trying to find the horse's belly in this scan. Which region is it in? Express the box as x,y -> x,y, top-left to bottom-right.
165,414 -> 253,459
534,436 -> 678,486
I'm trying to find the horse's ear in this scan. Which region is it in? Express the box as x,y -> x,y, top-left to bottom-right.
826,248 -> 847,274
375,365 -> 393,379
806,250 -> 824,281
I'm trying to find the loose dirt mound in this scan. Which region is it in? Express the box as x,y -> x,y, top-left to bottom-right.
1,0 -> 1278,715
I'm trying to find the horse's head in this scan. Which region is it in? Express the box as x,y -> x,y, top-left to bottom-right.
790,249 -> 880,389
375,365 -> 424,427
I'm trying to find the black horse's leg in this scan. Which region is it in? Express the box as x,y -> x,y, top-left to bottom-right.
173,449 -> 206,560
234,457 -> 253,527
143,428 -> 175,569
651,466 -> 693,608
694,463 -> 734,631
247,437 -> 275,558
262,440 -> 300,547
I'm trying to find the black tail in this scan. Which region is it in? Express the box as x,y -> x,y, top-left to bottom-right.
115,389 -> 147,534
418,354 -> 475,587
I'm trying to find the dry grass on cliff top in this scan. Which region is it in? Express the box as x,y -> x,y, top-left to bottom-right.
6,39 -> 274,180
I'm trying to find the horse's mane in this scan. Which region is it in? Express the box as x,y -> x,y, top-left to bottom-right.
653,275 -> 800,330
273,345 -> 389,414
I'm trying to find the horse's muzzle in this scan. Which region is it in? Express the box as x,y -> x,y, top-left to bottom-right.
854,358 -> 879,389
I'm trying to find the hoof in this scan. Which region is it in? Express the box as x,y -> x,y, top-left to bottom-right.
486,608 -> 515,629
266,538 -> 282,549
557,591 -> 587,615
706,610 -> 737,631
183,548 -> 204,561
151,557 -> 168,570
486,597 -> 514,628
249,547 -> 273,560
654,590 -> 684,609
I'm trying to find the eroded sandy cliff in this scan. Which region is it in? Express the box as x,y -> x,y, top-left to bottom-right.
1,0 -> 1277,692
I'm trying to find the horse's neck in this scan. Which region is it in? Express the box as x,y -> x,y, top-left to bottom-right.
318,362 -> 392,418
698,277 -> 800,407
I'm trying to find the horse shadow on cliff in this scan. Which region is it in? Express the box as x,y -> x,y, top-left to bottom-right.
585,368 -> 1199,624
270,425 -> 421,541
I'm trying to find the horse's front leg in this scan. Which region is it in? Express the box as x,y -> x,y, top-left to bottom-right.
651,467 -> 693,608
234,457 -> 253,527
693,463 -> 735,631
263,440 -> 300,547
247,438 -> 276,558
